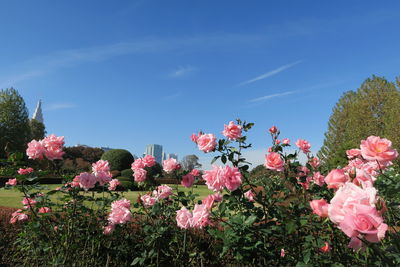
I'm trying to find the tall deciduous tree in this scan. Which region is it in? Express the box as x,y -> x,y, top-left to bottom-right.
0,88 -> 31,158
181,154 -> 202,171
318,76 -> 400,168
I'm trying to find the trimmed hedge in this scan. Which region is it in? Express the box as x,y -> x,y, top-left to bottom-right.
121,169 -> 133,178
101,149 -> 134,171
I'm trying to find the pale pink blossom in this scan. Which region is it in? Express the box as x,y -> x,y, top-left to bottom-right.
181,173 -> 195,188
142,155 -> 156,167
71,176 -> 80,187
244,190 -> 256,202
325,169 -> 349,189
155,185 -> 173,200
22,197 -> 36,209
282,138 -> 290,145
42,134 -> 65,160
176,206 -> 193,229
103,224 -> 115,235
191,133 -> 199,143
310,199 -> 329,217
92,160 -> 110,173
360,136 -> 398,163
5,178 -> 17,186
95,171 -> 113,186
222,121 -> 242,140
296,139 -> 311,153
202,166 -> 225,192
297,166 -> 310,177
197,133 -> 217,153
140,194 -> 157,207
280,248 -> 285,257
202,193 -> 222,210
223,166 -> 242,191
309,157 -> 320,169
10,209 -> 28,224
267,147 -> 273,153
346,149 -> 362,159
163,158 -> 179,173
26,140 -> 46,160
77,172 -> 97,190
191,204 -> 210,228
134,168 -> 147,182
212,192 -> 223,202
264,152 -> 284,172
348,236 -> 363,251
297,176 -> 312,190
18,168 -> 34,175
275,139 -> 281,145
312,172 -> 325,186
190,169 -> 200,176
108,179 -> 120,191
269,126 -> 278,134
108,198 -> 131,225
38,207 -> 52,213
131,158 -> 145,170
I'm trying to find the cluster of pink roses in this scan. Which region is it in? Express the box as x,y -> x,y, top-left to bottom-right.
131,155 -> 156,182
18,167 -> 34,175
26,134 -> 65,160
104,198 -> 132,235
310,136 -> 397,250
10,209 -> 28,224
5,178 -> 17,186
70,160 -> 116,190
140,185 -> 173,208
176,204 -> 210,229
202,165 -> 242,192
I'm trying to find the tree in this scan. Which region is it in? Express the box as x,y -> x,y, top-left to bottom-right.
181,154 -> 202,171
0,88 -> 31,158
30,119 -> 46,140
318,76 -> 400,168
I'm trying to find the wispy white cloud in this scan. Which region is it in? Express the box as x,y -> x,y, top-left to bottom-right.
237,60 -> 302,86
248,90 -> 296,103
44,103 -> 76,111
169,65 -> 195,78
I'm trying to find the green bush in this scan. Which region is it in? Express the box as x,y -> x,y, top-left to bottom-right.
100,149 -> 134,171
121,168 -> 133,178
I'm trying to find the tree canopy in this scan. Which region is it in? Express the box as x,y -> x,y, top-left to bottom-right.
318,76 -> 400,168
0,88 -> 31,158
30,119 -> 46,141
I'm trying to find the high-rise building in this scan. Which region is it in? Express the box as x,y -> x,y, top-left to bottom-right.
144,144 -> 163,164
32,100 -> 44,123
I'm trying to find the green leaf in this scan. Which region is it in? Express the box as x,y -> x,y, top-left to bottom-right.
211,156 -> 220,164
221,155 -> 227,164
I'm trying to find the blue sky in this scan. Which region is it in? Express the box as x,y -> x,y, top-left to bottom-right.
1,1 -> 400,168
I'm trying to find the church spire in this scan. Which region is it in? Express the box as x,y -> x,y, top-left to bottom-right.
32,100 -> 44,123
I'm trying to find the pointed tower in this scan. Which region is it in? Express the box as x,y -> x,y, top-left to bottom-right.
32,100 -> 44,123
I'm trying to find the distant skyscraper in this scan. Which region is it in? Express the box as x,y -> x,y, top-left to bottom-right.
32,100 -> 44,123
167,153 -> 178,161
145,144 -> 163,164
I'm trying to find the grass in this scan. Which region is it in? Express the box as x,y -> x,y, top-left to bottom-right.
0,184 -> 212,208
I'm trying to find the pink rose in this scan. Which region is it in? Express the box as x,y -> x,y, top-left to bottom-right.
223,166 -> 242,191
309,157 -> 320,169
191,133 -> 199,143
92,160 -> 110,173
348,237 -> 363,251
181,173 -> 195,188
131,158 -> 145,170
71,176 -> 80,187
324,169 -> 349,189
320,242 -> 331,253
176,206 -> 193,229
18,168 -> 34,175
108,199 -> 132,225
77,172 -> 97,190
212,192 -> 223,202
267,147 -> 273,153
328,182 -> 377,224
310,199 -> 329,217
197,133 -> 217,153
95,171 -> 112,186
103,224 -> 115,235
244,190 -> 256,202
42,134 -> 65,160
202,193 -> 222,210
269,126 -> 278,134
26,140 -> 46,160
142,155 -> 156,167
312,172 -> 325,186
108,179 -> 120,191
190,169 -> 200,176
5,178 -> 17,186
155,185 -> 173,200
10,209 -> 28,224
191,204 -> 210,228
280,248 -> 285,257
222,121 -> 242,140
38,207 -> 52,213
140,194 -> 157,208
297,166 -> 310,177
134,168 -> 147,182
163,158 -> 179,173
264,152 -> 284,172
360,136 -> 398,163
295,139 -> 311,153
346,149 -> 361,159
202,166 -> 225,192
282,138 -> 290,145
22,197 -> 37,209
275,139 -> 281,145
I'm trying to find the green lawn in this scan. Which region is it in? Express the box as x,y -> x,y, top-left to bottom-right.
0,184 -> 212,208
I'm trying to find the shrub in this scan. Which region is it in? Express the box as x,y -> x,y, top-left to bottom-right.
101,149 -> 134,171
121,168 -> 133,178
116,176 -> 136,191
